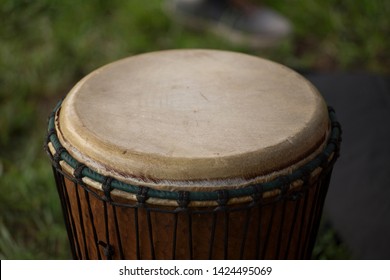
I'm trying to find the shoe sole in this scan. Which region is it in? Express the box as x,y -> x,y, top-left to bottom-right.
164,0 -> 288,48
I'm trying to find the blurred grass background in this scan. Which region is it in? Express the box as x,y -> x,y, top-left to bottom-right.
0,0 -> 388,259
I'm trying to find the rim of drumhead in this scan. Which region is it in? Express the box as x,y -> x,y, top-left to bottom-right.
56,50 -> 331,185
45,100 -> 341,206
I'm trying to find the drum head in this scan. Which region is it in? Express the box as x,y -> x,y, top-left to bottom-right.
56,49 -> 329,188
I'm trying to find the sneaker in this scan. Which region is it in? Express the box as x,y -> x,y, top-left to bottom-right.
165,0 -> 292,48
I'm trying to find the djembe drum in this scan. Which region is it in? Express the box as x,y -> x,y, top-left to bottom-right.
45,49 -> 341,260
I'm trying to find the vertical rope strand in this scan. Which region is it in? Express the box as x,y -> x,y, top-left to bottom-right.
171,213 -> 178,260
261,202 -> 276,259
295,187 -> 309,259
74,181 -> 89,259
255,205 -> 263,259
208,212 -> 217,260
284,196 -> 301,259
223,211 -> 229,260
62,180 -> 81,259
52,168 -> 77,259
112,205 -> 124,259
307,169 -> 333,258
303,179 -> 323,258
101,201 -> 113,259
84,189 -> 102,260
239,208 -> 251,259
187,212 -> 193,259
275,200 -> 287,259
146,210 -> 155,259
134,208 -> 140,260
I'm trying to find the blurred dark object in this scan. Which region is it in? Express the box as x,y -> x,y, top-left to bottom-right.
305,72 -> 390,260
164,0 -> 291,48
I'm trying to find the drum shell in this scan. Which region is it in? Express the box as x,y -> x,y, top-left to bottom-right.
51,160 -> 334,260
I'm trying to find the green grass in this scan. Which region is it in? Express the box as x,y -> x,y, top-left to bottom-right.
1,0 -> 388,259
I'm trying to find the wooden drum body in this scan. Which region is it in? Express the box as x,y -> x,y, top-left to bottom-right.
45,50 -> 341,259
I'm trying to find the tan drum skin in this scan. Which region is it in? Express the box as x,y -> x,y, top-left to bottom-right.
47,49 -> 337,259
57,49 -> 329,189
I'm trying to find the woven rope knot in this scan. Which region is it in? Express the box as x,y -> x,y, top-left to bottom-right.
328,106 -> 342,158
102,177 -> 114,202
318,153 -> 329,169
53,147 -> 66,169
216,190 -> 229,208
328,129 -> 342,159
177,191 -> 190,209
300,165 -> 312,179
327,106 -> 335,113
47,128 -> 56,140
73,163 -> 86,185
277,176 -> 289,200
288,190 -> 303,201
328,137 -> 340,148
49,110 -> 56,119
250,184 -> 263,204
98,241 -> 114,260
136,187 -> 149,206
299,165 -> 312,190
331,121 -> 341,131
